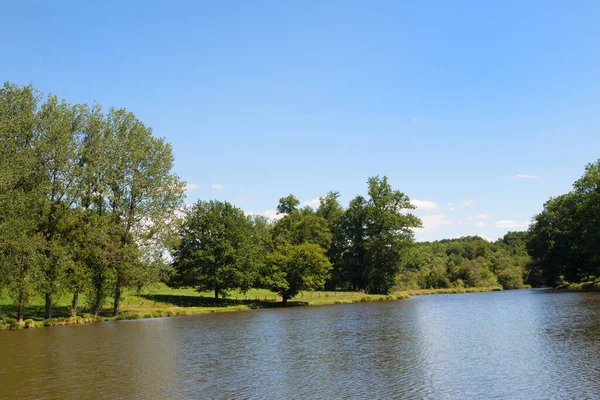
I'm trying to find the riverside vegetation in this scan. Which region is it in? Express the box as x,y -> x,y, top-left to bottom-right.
1,83 -> 597,330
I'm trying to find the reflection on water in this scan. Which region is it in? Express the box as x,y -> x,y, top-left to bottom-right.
1,290 -> 600,399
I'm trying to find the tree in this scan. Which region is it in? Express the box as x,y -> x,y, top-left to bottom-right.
170,200 -> 259,300
276,194 -> 300,215
573,160 -> 600,277
0,83 -> 46,322
103,108 -> 185,315
36,94 -> 84,319
316,191 -> 346,289
342,176 -> 422,294
527,193 -> 584,286
265,243 -> 332,303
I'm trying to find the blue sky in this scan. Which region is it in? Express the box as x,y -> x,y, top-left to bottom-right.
2,0 -> 600,241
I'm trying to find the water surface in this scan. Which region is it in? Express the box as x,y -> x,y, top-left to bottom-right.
2,290 -> 600,399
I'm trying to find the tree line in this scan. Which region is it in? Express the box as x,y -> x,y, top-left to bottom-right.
0,83 -> 185,322
169,177 -> 422,303
403,157 -> 600,291
0,83 -> 424,321
3,82 -> 594,324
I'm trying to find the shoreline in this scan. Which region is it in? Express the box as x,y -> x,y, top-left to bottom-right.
0,286 -> 503,331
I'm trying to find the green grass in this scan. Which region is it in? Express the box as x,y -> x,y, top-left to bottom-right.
0,284 -> 409,329
0,284 -> 506,330
397,286 -> 502,296
556,280 -> 600,291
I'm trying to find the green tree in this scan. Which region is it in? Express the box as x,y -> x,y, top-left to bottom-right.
343,176 -> 422,294
170,200 -> 259,300
276,194 -> 300,215
103,108 -> 185,315
36,94 -> 85,318
527,193 -> 583,286
265,242 -> 332,303
316,191 -> 346,289
0,83 -> 46,322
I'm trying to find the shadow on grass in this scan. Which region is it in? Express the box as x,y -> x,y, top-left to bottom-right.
138,294 -> 308,309
0,304 -> 74,321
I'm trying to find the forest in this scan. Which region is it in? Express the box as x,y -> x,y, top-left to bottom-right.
1,82 -> 598,325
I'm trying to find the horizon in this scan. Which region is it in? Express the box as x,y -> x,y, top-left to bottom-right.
2,1 -> 599,241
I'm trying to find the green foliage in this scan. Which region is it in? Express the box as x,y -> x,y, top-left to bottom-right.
169,200 -> 260,299
0,83 -> 184,321
316,191 -> 346,289
276,194 -> 300,215
397,234 -> 529,290
264,243 -> 332,303
342,176 -> 421,294
528,159 -> 600,286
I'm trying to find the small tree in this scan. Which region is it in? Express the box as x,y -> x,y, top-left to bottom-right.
265,243 -> 332,304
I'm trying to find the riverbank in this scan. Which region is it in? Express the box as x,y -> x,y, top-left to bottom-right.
0,285 -> 503,330
556,281 -> 600,291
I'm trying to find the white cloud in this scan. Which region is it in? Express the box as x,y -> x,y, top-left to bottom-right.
475,222 -> 486,227
304,197 -> 322,208
495,220 -> 530,229
245,209 -> 284,222
185,183 -> 199,192
514,174 -> 539,179
415,214 -> 453,232
448,202 -> 454,207
212,183 -> 224,189
410,199 -> 440,212
262,209 -> 284,222
461,200 -> 476,206
478,234 -> 493,242
467,214 -> 489,220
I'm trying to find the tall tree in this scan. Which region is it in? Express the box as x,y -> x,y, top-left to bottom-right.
316,191 -> 346,289
36,94 -> 84,319
343,176 -> 421,294
103,108 -> 185,315
0,83 -> 46,322
264,195 -> 333,302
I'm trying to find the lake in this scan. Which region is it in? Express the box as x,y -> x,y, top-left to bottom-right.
1,289 -> 600,399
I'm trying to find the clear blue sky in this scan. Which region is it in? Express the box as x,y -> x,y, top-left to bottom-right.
2,0 -> 599,241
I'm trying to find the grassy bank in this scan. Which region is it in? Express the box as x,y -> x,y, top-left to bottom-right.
556,281 -> 600,291
0,284 -> 508,330
398,286 -> 503,296
0,284 -> 409,330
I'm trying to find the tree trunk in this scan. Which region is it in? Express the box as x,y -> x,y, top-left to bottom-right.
282,294 -> 289,305
17,285 -> 25,324
45,291 -> 52,319
17,253 -> 26,323
71,291 -> 79,318
214,287 -> 219,301
113,277 -> 121,316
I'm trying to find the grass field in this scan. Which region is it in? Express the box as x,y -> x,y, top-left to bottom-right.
0,284 -> 503,330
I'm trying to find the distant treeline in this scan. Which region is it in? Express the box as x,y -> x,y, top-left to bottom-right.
397,233 -> 531,290
403,158 -> 600,291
